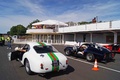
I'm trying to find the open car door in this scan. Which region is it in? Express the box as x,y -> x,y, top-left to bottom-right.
8,51 -> 21,61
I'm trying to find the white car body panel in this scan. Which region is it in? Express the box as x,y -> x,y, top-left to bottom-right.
9,42 -> 68,74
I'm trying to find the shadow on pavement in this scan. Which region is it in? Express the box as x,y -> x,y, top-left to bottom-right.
39,65 -> 75,79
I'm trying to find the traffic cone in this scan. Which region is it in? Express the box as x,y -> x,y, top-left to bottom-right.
92,59 -> 99,71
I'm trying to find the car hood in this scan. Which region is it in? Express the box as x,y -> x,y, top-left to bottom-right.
99,47 -> 111,53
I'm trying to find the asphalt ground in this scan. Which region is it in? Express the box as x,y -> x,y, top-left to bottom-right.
0,44 -> 120,80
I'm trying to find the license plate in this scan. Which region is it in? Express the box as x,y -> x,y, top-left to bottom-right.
52,60 -> 59,67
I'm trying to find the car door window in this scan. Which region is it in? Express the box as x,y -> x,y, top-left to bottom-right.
22,44 -> 30,52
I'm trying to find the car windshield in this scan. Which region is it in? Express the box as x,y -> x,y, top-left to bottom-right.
90,43 -> 103,49
33,45 -> 58,54
83,43 -> 102,49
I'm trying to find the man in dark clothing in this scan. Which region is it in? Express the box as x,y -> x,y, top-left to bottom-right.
1,35 -> 5,46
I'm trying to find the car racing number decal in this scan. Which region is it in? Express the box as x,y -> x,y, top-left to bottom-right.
47,52 -> 59,71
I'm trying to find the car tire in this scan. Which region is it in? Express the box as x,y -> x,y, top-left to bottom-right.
8,52 -> 12,61
86,53 -> 95,62
65,49 -> 71,56
25,59 -> 33,75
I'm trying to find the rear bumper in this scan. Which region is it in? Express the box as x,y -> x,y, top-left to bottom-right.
34,64 -> 68,74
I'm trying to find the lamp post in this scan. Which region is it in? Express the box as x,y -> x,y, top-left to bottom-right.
96,16 -> 98,22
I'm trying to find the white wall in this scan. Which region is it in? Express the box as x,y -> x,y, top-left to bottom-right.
112,20 -> 120,29
26,29 -> 53,33
58,20 -> 120,33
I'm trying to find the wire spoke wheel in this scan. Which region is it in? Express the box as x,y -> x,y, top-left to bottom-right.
86,53 -> 95,62
65,50 -> 71,56
25,60 -> 33,75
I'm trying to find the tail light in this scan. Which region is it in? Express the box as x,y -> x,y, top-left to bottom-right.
66,60 -> 68,64
40,63 -> 44,69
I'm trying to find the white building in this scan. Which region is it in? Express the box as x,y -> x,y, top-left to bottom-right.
26,20 -> 120,44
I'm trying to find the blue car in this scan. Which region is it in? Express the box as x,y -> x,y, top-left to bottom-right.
64,42 -> 115,62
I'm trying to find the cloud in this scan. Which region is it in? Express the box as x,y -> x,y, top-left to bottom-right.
0,0 -> 120,33
0,15 -> 36,27
54,1 -> 120,22
16,0 -> 47,16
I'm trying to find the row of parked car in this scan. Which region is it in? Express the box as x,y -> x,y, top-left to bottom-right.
7,42 -> 119,76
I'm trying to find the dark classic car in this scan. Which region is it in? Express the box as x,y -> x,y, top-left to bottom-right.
64,42 -> 115,62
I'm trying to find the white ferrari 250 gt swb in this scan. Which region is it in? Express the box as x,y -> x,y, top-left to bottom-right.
8,42 -> 68,75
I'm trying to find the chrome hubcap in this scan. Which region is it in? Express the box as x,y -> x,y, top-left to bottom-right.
87,54 -> 92,60
66,50 -> 69,55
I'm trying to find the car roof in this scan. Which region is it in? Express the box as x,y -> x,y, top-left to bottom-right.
80,42 -> 93,45
26,42 -> 51,47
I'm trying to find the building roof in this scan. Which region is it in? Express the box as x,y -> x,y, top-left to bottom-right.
32,19 -> 68,26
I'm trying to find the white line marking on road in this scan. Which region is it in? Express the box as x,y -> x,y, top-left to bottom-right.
67,56 -> 120,73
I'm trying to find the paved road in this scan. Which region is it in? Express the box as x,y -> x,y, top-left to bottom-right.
0,44 -> 120,80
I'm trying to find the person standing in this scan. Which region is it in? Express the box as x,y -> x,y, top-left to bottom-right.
1,35 -> 5,46
0,35 -> 2,46
6,35 -> 12,49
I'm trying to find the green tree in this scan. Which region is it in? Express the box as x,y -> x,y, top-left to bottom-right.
10,25 -> 26,35
78,21 -> 90,25
27,19 -> 40,29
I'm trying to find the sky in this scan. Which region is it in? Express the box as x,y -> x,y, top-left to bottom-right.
0,0 -> 120,33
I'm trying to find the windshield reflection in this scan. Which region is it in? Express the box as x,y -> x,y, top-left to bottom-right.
33,45 -> 58,53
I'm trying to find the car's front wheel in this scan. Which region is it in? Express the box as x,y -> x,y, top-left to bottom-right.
86,53 -> 95,62
25,59 -> 33,75
65,49 -> 71,56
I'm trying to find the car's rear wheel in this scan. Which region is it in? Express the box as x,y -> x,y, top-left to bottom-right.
25,60 -> 33,75
65,49 -> 71,56
109,53 -> 115,59
86,53 -> 95,62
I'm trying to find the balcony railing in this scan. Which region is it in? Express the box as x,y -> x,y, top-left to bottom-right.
26,29 -> 54,34
58,20 -> 120,33
26,20 -> 120,34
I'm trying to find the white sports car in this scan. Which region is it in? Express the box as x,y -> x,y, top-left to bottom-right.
8,42 -> 68,75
